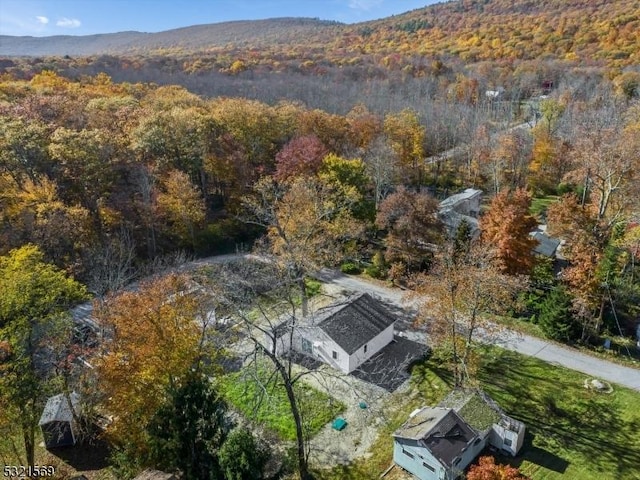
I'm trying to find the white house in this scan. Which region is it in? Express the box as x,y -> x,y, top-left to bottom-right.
393,390 -> 525,480
267,293 -> 396,374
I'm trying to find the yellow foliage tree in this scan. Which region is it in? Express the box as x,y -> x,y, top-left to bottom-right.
383,108 -> 426,186
156,169 -> 206,249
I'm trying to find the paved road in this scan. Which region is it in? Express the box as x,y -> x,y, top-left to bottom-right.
315,269 -> 640,392
424,121 -> 532,166
74,255 -> 640,391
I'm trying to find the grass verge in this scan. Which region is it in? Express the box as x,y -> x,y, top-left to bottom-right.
480,347 -> 640,480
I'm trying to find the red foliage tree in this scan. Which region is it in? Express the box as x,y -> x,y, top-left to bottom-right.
467,456 -> 528,480
274,135 -> 328,181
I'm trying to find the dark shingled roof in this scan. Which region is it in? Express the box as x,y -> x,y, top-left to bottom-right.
393,406 -> 477,468
316,293 -> 395,354
419,409 -> 477,468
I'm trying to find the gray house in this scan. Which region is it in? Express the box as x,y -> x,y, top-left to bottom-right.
439,188 -> 482,239
266,293 -> 396,374
39,392 -> 81,449
393,390 -> 525,480
530,225 -> 561,259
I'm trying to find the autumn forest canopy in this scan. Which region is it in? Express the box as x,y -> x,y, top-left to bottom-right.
0,0 -> 639,477
1,0 -> 639,349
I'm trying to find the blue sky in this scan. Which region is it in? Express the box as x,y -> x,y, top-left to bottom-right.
0,0 -> 439,37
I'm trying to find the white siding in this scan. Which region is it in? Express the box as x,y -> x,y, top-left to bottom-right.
285,322 -> 395,374
263,330 -> 291,356
348,323 -> 395,373
289,327 -> 350,373
489,419 -> 525,456
321,338 -> 350,373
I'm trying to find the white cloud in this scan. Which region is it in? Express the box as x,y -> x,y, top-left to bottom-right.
35,16 -> 49,25
56,17 -> 81,28
348,0 -> 384,10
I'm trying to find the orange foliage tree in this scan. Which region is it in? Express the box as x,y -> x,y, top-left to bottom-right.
95,273 -> 218,458
467,456 -> 528,480
480,188 -> 538,275
413,242 -> 526,387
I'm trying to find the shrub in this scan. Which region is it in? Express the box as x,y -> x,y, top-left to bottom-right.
340,262 -> 362,274
365,265 -> 383,278
556,182 -> 573,195
304,278 -> 322,297
467,456 -> 527,480
219,428 -> 269,480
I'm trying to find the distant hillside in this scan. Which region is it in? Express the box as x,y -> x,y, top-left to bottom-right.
0,18 -> 342,56
0,32 -> 148,57
348,0 -> 639,65
0,0 -> 638,67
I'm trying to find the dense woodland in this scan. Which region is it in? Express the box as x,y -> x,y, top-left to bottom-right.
1,0 -> 639,478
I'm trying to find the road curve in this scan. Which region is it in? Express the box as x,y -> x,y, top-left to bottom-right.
314,268 -> 640,392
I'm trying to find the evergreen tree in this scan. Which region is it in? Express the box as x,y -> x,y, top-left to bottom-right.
147,374 -> 229,480
453,218 -> 473,263
538,285 -> 577,341
219,428 -> 269,480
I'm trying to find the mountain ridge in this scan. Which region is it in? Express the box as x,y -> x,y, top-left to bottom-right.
0,17 -> 343,56
0,0 -> 638,67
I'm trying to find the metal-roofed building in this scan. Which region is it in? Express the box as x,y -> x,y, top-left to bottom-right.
439,188 -> 482,239
39,392 -> 81,449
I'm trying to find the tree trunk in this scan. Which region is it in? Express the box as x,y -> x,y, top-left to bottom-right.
451,321 -> 461,388
298,276 -> 309,318
22,417 -> 35,468
261,347 -> 312,480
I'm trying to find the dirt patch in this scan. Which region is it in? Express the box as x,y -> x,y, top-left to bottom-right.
302,366 -> 402,466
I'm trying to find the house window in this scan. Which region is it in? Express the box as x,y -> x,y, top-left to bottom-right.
504,438 -> 513,447
364,344 -> 368,353
402,448 -> 414,459
332,350 -> 338,359
423,462 -> 435,472
301,338 -> 313,354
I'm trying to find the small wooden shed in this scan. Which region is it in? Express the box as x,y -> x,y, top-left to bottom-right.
39,392 -> 81,449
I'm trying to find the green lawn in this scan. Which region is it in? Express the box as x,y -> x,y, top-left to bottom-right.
219,365 -> 345,441
317,348 -> 640,480
530,195 -> 560,220
480,348 -> 640,480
